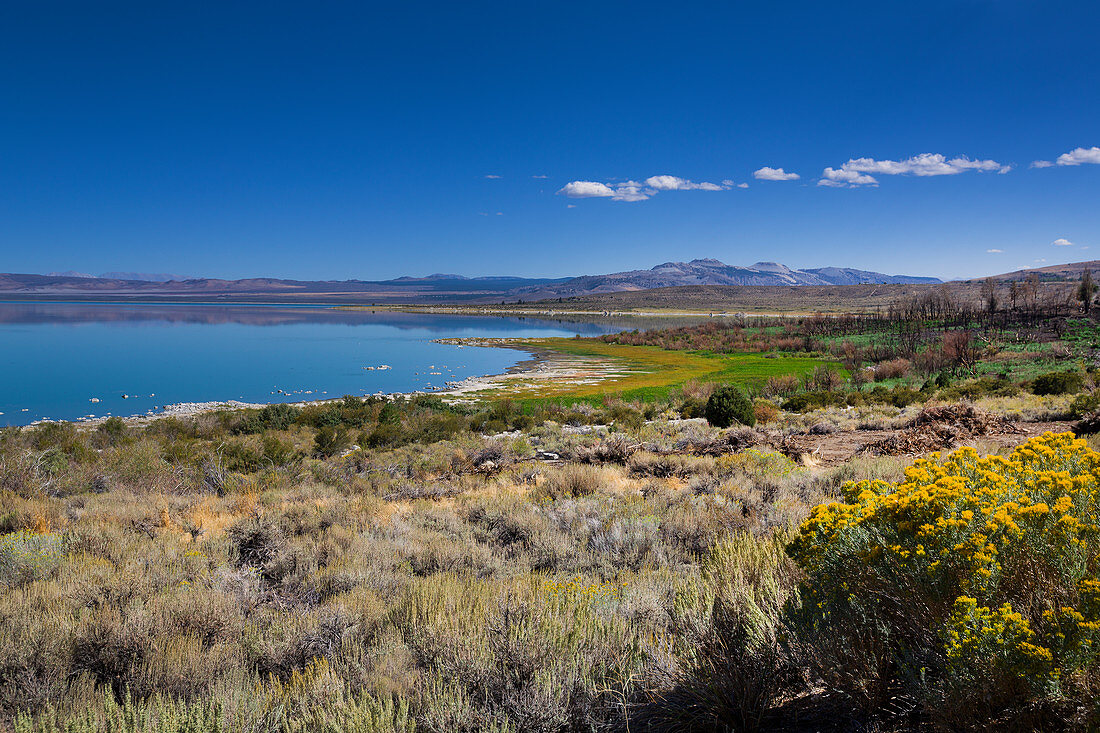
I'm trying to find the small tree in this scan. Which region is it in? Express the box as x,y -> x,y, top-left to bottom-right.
704,385 -> 755,428
981,277 -> 998,313
941,330 -> 980,373
847,361 -> 869,391
1078,267 -> 1096,314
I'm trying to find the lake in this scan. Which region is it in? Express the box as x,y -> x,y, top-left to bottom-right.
0,302 -> 683,426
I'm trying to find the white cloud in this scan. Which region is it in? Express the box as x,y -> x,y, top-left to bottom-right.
644,175 -> 724,191
566,204 -> 577,208
1053,238 -> 1074,246
817,153 -> 1011,187
557,181 -> 616,198
1036,258 -> 1047,263
558,174 -> 729,202
610,181 -> 653,202
484,174 -> 502,179
737,182 -> 749,188
1031,160 -> 1054,168
818,167 -> 878,187
753,166 -> 800,181
987,248 -> 1003,253
1056,147 -> 1100,166
532,174 -> 548,179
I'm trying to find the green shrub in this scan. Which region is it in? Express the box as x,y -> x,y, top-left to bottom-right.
97,417 -> 128,444
314,426 -> 353,458
414,413 -> 466,444
782,390 -> 842,413
262,434 -> 299,467
31,422 -> 76,451
221,441 -> 265,473
258,661 -> 414,732
704,386 -> 755,428
888,386 -> 921,408
1070,391 -> 1100,419
1031,370 -> 1084,396
678,396 -> 707,419
364,422 -> 405,449
938,377 -> 1020,401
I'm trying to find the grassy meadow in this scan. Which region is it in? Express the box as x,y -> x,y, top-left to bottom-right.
491,338 -> 835,405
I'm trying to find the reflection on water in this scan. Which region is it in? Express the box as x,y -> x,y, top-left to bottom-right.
0,302 -> 696,333
0,303 -> 706,426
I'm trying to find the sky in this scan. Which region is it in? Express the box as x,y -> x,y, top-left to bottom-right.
1,0 -> 1098,282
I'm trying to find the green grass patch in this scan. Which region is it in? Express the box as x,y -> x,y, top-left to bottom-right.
507,338 -> 838,406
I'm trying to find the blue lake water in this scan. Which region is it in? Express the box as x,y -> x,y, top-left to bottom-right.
0,303 -> 661,427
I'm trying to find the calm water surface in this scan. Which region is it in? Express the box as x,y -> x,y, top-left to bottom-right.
0,303 -> 675,426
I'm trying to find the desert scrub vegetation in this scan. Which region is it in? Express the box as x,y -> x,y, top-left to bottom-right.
0,385 -> 1091,731
787,432 -> 1100,728
0,395 -> 906,731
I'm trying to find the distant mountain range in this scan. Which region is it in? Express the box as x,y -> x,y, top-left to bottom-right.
3,259 -> 941,303
509,259 -> 940,300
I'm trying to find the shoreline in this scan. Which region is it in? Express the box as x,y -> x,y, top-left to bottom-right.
51,339 -> 555,429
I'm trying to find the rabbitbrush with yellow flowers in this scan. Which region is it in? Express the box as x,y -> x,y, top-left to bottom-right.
788,432 -> 1100,727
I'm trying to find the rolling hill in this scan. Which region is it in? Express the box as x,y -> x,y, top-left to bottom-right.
984,260 -> 1100,282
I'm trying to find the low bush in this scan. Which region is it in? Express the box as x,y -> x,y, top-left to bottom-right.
782,390 -> 844,413
938,376 -> 1020,401
0,530 -> 65,587
753,400 -> 779,424
314,426 -> 353,457
678,396 -> 707,420
532,464 -> 607,501
1070,391 -> 1100,419
1031,370 -> 1085,396
873,358 -> 911,382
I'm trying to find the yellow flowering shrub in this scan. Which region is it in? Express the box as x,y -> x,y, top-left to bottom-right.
787,432 -> 1100,720
0,530 -> 65,587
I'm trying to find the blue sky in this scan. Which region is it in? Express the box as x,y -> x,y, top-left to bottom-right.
1,0 -> 1098,281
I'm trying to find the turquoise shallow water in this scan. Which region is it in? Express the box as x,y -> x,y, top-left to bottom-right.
0,303 -> 645,426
